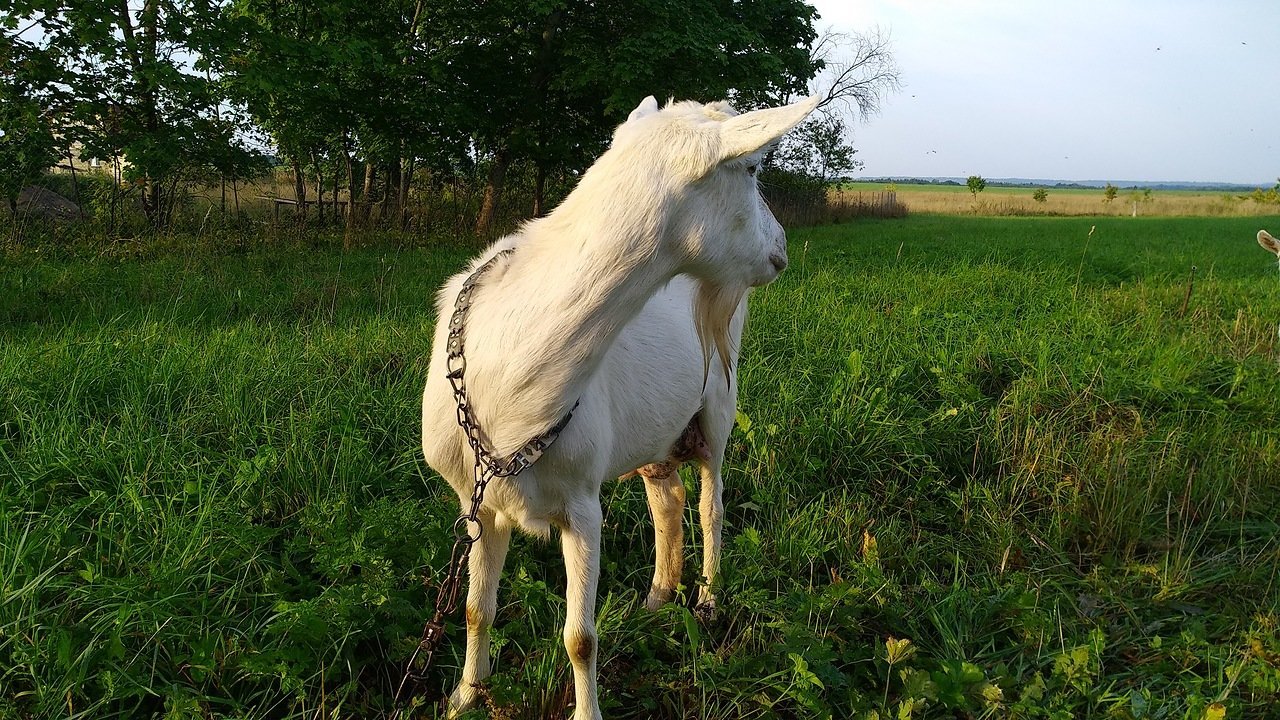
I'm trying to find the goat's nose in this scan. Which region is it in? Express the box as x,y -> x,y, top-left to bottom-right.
768,252 -> 788,272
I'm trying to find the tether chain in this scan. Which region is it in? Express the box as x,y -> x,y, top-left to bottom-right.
392,249 -> 577,716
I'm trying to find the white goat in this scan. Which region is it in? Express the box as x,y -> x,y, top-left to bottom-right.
420,95 -> 818,718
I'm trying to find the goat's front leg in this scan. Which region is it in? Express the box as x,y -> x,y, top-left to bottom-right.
561,503 -> 603,720
695,461 -> 724,615
446,510 -> 511,717
641,464 -> 685,610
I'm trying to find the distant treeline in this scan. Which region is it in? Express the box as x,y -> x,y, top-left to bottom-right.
864,177 -> 1272,193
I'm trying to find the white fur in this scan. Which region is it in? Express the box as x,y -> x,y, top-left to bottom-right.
421,96 -> 817,719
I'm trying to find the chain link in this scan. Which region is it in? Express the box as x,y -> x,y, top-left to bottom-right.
392,249 -> 576,716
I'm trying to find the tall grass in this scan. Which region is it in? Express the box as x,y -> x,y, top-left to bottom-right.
839,183 -> 1280,218
2,215 -> 1278,719
21,165 -> 573,244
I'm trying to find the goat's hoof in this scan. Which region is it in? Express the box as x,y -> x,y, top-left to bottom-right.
445,683 -> 482,718
694,600 -> 718,624
644,587 -> 676,611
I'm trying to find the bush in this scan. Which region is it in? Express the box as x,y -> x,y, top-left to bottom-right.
36,171 -> 117,216
760,167 -> 827,226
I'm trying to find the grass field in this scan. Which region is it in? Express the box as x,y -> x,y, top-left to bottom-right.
3,215 -> 1280,719
837,182 -> 1280,218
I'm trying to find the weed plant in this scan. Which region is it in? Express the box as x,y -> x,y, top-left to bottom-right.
1,215 -> 1278,718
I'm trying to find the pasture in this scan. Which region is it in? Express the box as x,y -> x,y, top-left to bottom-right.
838,182 -> 1280,218
2,214 -> 1279,718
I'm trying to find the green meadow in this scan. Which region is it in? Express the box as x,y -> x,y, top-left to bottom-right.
2,214 -> 1279,718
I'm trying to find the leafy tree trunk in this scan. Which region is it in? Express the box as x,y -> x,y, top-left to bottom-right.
316,177 -> 325,223
312,152 -> 325,224
400,156 -> 415,230
292,158 -> 307,223
343,151 -> 355,233
475,146 -> 510,235
67,153 -> 84,219
384,158 -> 401,224
361,162 -> 376,224
533,162 -> 546,217
341,134 -> 355,231
109,158 -> 120,233
139,0 -> 162,226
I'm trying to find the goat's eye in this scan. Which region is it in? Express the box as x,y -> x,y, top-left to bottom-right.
747,164 -> 757,176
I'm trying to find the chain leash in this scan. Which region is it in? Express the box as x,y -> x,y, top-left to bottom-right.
392,249 -> 576,716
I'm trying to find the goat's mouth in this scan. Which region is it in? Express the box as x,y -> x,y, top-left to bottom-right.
768,253 -> 788,272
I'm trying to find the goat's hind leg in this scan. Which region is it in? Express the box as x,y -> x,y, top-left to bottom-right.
640,462 -> 685,610
446,509 -> 512,717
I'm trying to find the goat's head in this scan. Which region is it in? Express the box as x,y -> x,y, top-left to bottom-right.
611,95 -> 819,290
606,95 -> 818,380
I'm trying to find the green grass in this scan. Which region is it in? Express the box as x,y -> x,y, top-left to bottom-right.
2,216 -> 1279,719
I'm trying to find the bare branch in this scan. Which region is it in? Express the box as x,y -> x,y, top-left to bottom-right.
809,26 -> 902,122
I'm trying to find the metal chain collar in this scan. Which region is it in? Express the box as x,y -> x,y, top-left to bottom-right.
393,249 -> 577,714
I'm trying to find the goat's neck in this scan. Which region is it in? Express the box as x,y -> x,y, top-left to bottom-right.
467,205 -> 680,456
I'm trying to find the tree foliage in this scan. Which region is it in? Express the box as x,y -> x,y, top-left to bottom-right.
3,0 -> 894,233
5,0 -> 268,228
967,175 -> 987,197
773,113 -> 861,184
0,45 -> 59,213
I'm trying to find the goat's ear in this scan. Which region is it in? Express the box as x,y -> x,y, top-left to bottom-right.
1259,230 -> 1280,256
718,96 -> 820,162
628,95 -> 659,122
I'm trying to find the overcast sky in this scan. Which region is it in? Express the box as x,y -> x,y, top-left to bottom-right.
807,0 -> 1279,185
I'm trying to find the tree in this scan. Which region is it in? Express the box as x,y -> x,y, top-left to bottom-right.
1103,183 -> 1118,203
771,113 -> 860,183
967,175 -> 987,198
0,98 -> 58,218
1033,187 -> 1048,203
1125,187 -> 1154,216
0,39 -> 59,216
8,0 -> 264,229
764,26 -> 900,197
4,0 -> 857,237
447,0 -> 824,232
1249,182 -> 1279,205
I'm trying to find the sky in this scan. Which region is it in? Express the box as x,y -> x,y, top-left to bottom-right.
807,0 -> 1279,185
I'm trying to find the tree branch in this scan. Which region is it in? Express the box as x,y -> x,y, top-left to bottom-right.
810,26 -> 902,121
